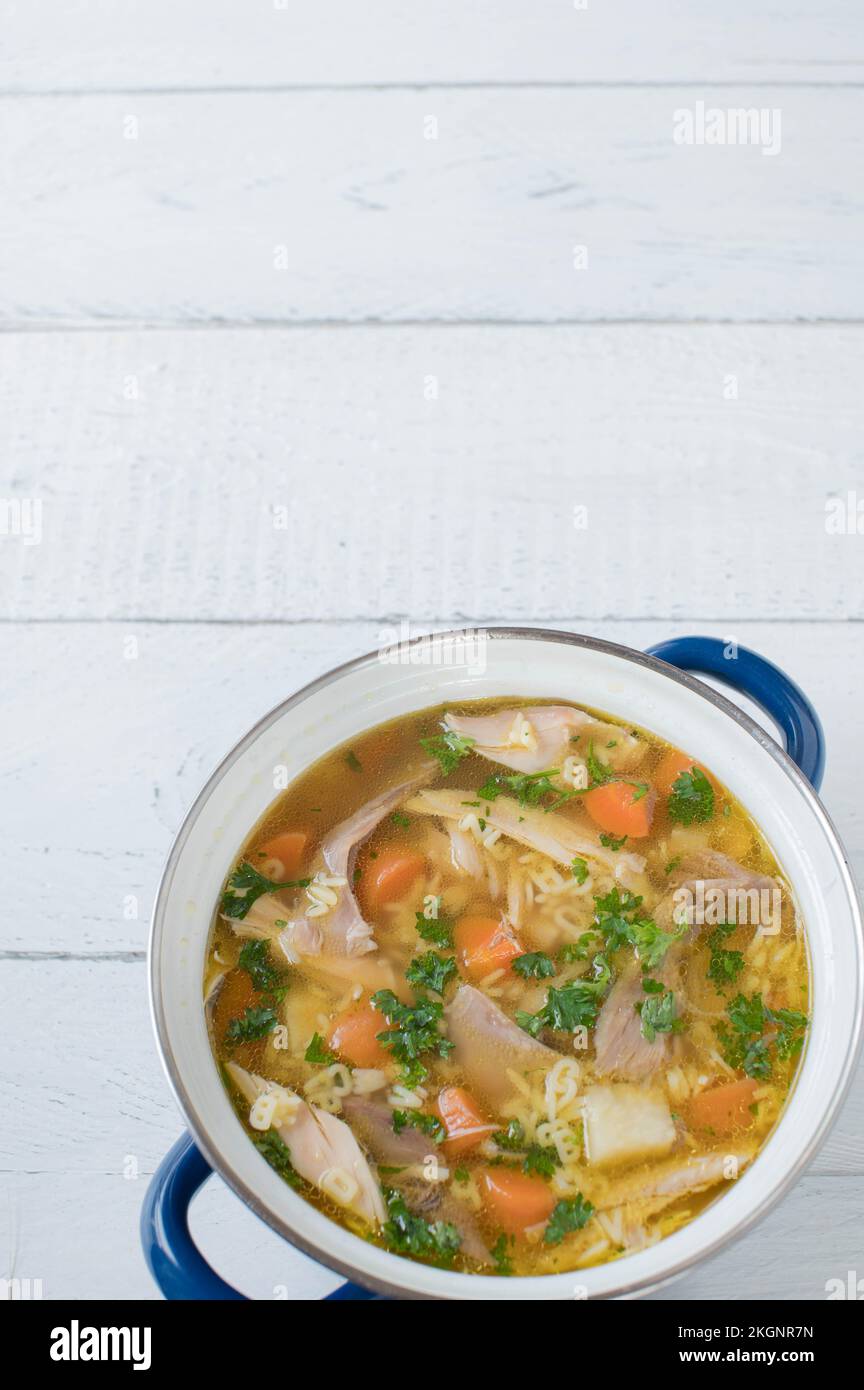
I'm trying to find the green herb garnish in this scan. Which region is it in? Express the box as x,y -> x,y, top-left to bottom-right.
491,1120 -> 561,1179
544,1195 -> 595,1246
381,1188 -> 461,1266
221,862 -> 311,920
716,992 -> 808,1079
392,1110 -> 446,1144
668,766 -> 715,825
637,988 -> 684,1043
557,932 -> 599,964
516,975 -> 608,1036
570,857 -> 589,884
512,951 -> 556,980
238,939 -> 287,998
414,909 -> 455,949
593,886 -> 685,969
252,1130 -> 300,1187
476,769 -> 574,811
585,742 -> 613,787
406,950 -> 458,996
304,1032 -> 337,1065
226,1005 -> 279,1042
371,990 -> 454,1086
491,1232 -> 514,1276
706,921 -> 745,993
599,831 -> 628,850
420,730 -> 476,775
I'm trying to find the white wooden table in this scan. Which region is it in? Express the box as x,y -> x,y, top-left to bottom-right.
2,2 -> 862,1301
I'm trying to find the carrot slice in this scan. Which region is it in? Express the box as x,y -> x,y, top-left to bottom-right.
327,1001 -> 391,1069
254,831 -> 309,878
479,1167 -> 555,1236
358,848 -> 426,912
455,915 -> 522,981
689,1078 -> 759,1135
584,781 -> 656,839
434,1086 -> 497,1156
653,750 -> 719,800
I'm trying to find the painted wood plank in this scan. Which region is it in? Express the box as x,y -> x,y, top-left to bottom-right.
2,618 -> 862,959
2,326 -> 862,623
2,88 -> 861,324
3,1 -> 862,90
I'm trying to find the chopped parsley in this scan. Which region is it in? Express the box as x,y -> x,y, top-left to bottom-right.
492,1120 -> 561,1179
512,951 -> 556,980
664,855 -> 682,875
558,932 -> 599,964
414,909 -> 455,950
238,939 -> 287,999
405,950 -> 458,996
391,1110 -> 446,1144
585,742 -> 613,787
668,766 -> 715,825
226,1005 -> 279,1042
491,1232 -> 514,1276
706,921 -> 745,993
381,1188 -> 461,1266
252,1130 -> 300,1187
570,856 -> 589,884
420,729 -> 476,775
716,992 -> 808,1080
344,749 -> 363,773
593,885 -> 685,970
544,1195 -> 595,1246
476,768 -> 575,812
371,989 -> 454,1086
221,861 -> 311,920
304,1032 -> 337,1065
391,810 -> 411,829
516,973 -> 608,1036
599,831 -> 628,850
637,988 -> 684,1044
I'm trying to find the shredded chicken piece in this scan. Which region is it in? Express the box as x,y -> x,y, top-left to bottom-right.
444,706 -> 644,776
225,1062 -> 385,1226
342,1096 -> 492,1265
588,1148 -> 756,1211
228,766 -> 434,959
447,984 -> 559,1106
404,789 -> 641,880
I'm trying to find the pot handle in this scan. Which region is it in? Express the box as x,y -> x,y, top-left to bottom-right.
141,1132 -> 383,1301
645,636 -> 825,792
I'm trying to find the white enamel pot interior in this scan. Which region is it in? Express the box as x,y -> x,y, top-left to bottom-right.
150,629 -> 863,1300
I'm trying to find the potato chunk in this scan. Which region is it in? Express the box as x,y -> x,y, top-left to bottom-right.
583,1083 -> 676,1168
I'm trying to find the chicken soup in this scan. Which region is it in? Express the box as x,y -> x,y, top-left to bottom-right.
205,699 -> 809,1277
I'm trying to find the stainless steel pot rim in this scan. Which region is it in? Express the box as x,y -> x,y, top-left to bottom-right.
148,626 -> 864,1300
